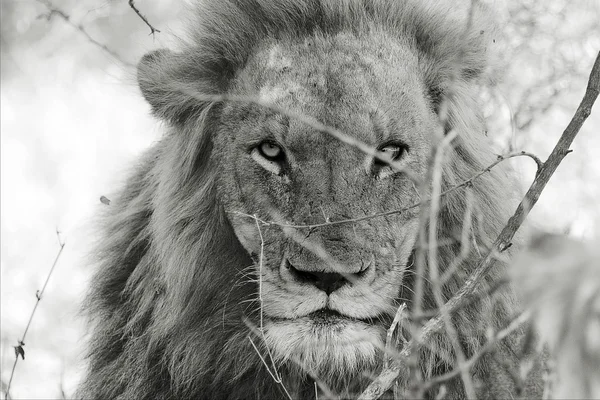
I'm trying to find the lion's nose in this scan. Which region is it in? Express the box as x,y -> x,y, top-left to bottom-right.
286,261 -> 355,295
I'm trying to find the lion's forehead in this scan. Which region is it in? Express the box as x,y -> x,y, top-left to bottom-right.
257,42 -> 380,104
234,33 -> 430,147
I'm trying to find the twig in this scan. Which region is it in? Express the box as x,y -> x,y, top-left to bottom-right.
247,335 -> 293,400
412,278 -> 510,321
254,215 -> 266,332
246,320 -> 338,400
128,0 -> 160,36
357,51 -> 600,400
231,150 -> 543,230
5,232 -> 66,399
384,303 -> 407,369
248,222 -> 290,391
246,222 -> 337,400
35,0 -> 132,67
426,130 -> 477,399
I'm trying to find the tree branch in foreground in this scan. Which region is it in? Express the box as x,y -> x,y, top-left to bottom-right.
358,51 -> 600,400
230,150 -> 543,230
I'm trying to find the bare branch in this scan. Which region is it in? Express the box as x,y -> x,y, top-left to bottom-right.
128,0 -> 160,36
231,150 -> 544,230
426,130 -> 477,399
245,321 -> 337,400
35,0 -> 133,67
5,233 -> 66,399
246,335 -> 294,400
384,303 -> 408,369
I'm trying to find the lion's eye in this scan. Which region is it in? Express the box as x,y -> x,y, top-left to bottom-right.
374,143 -> 407,167
258,142 -> 284,161
251,141 -> 287,175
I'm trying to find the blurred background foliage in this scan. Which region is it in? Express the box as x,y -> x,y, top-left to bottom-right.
1,0 -> 598,398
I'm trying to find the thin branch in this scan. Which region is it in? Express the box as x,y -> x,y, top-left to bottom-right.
358,51 -> 600,400
384,303 -> 407,369
248,223 -> 286,384
5,232 -> 66,399
247,335 -> 294,400
128,0 -> 160,36
35,0 -> 133,67
231,150 -> 543,230
245,320 -> 338,400
180,91 -> 421,183
412,278 -> 510,321
254,215 -> 266,332
426,130 -> 477,399
246,221 -> 337,400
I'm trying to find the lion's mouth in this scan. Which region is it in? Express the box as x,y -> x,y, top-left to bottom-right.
270,308 -> 379,326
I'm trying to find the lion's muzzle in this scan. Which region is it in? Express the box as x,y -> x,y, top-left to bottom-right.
283,258 -> 370,295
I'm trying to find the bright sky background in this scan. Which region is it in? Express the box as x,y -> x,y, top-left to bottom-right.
1,0 -> 599,398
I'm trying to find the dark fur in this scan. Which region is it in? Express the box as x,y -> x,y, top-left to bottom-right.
79,1 -> 543,398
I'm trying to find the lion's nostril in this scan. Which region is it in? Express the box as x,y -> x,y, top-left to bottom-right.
310,271 -> 348,295
286,260 -> 353,295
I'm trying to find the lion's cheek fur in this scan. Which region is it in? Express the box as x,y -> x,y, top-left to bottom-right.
228,216 -> 263,255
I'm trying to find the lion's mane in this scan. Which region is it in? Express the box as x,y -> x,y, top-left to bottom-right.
79,1 -> 543,398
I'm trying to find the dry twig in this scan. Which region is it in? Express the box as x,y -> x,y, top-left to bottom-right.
128,0 -> 160,36
384,303 -> 408,370
231,150 -> 544,230
5,232 -> 66,399
425,130 -> 477,399
35,0 -> 132,67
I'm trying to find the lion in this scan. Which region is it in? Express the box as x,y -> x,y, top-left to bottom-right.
79,0 -> 545,399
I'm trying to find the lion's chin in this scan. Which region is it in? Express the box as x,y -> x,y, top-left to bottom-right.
263,312 -> 384,380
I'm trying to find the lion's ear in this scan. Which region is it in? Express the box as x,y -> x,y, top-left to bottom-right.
137,49 -> 201,125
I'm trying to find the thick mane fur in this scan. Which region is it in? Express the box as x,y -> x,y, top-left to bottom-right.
138,0 -> 491,124
80,1 -> 542,399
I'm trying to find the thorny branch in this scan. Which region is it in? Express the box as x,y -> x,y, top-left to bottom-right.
34,0 -> 133,67
128,0 -> 160,36
231,150 -> 544,230
357,51 -> 600,400
5,231 -> 66,400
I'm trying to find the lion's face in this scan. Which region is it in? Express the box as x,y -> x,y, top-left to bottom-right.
213,33 -> 437,376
